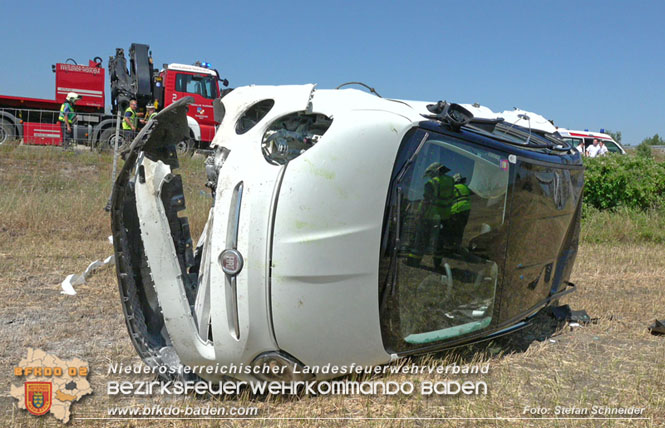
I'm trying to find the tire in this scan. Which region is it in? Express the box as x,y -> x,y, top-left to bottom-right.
0,120 -> 16,145
176,138 -> 194,156
98,128 -> 126,152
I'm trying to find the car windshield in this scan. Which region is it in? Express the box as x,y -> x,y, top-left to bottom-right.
603,141 -> 622,153
380,130 -> 510,351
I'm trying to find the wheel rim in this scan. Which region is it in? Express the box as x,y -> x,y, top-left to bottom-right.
0,126 -> 7,145
176,140 -> 189,155
107,135 -> 124,151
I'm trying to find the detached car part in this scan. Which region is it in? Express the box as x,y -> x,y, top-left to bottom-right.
112,87 -> 583,382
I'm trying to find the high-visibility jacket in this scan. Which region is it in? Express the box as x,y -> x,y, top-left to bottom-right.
423,175 -> 455,221
122,107 -> 137,130
451,183 -> 471,215
58,102 -> 75,124
146,112 -> 157,121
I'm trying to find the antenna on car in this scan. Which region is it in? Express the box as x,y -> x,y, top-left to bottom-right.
502,111 -> 533,145
518,113 -> 532,145
335,82 -> 382,98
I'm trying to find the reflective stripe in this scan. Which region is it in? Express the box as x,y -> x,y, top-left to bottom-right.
424,175 -> 455,220
56,87 -> 103,95
122,107 -> 137,130
451,184 -> 471,214
58,102 -> 75,124
434,176 -> 455,204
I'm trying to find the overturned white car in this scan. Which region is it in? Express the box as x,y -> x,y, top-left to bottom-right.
111,86 -> 584,382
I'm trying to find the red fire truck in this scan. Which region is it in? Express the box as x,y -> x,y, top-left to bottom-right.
0,43 -> 228,152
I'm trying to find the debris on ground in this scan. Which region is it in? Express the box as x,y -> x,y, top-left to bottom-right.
61,256 -> 115,295
60,236 -> 115,295
551,305 -> 596,325
648,319 -> 665,336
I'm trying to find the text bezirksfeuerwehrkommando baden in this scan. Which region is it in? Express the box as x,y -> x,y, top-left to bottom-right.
108,379 -> 488,396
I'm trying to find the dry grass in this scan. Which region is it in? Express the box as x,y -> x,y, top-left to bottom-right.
0,143 -> 663,427
581,206 -> 665,244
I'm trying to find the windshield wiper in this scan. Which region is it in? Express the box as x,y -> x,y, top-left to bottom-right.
465,122 -> 572,152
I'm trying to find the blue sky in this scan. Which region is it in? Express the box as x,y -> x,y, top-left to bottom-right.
1,1 -> 663,145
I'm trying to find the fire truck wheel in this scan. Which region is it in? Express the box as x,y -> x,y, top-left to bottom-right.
99,128 -> 126,152
176,138 -> 194,156
0,120 -> 16,145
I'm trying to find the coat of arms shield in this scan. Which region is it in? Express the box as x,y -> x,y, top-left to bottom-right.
24,382 -> 52,416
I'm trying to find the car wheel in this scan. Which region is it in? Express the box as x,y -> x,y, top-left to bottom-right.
176,138 -> 194,156
99,128 -> 126,152
0,120 -> 16,145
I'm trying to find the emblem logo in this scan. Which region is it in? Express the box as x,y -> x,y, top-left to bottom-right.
220,249 -> 244,275
25,382 -> 52,416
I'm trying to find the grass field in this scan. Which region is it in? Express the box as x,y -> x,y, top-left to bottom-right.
0,142 -> 663,427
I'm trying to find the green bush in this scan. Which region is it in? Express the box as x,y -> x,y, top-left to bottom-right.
636,143 -> 652,158
583,154 -> 665,211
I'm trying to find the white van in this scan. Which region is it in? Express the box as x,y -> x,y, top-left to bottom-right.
557,129 -> 626,155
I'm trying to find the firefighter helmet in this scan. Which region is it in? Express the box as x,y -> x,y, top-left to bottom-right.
424,162 -> 450,177
66,92 -> 82,102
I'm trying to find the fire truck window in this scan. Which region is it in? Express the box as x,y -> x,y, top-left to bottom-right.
188,80 -> 202,95
175,73 -> 218,99
380,133 -> 510,351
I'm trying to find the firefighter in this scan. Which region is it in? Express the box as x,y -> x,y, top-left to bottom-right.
450,173 -> 472,250
142,103 -> 157,123
406,162 -> 455,270
59,92 -> 81,149
122,99 -> 139,142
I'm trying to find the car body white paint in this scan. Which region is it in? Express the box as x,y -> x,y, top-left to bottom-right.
131,86 -> 574,382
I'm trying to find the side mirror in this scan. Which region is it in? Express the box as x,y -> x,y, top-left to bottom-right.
425,101 -> 473,131
447,103 -> 473,129
213,69 -> 230,87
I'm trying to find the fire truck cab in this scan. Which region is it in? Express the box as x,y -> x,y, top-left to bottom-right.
157,63 -> 221,150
